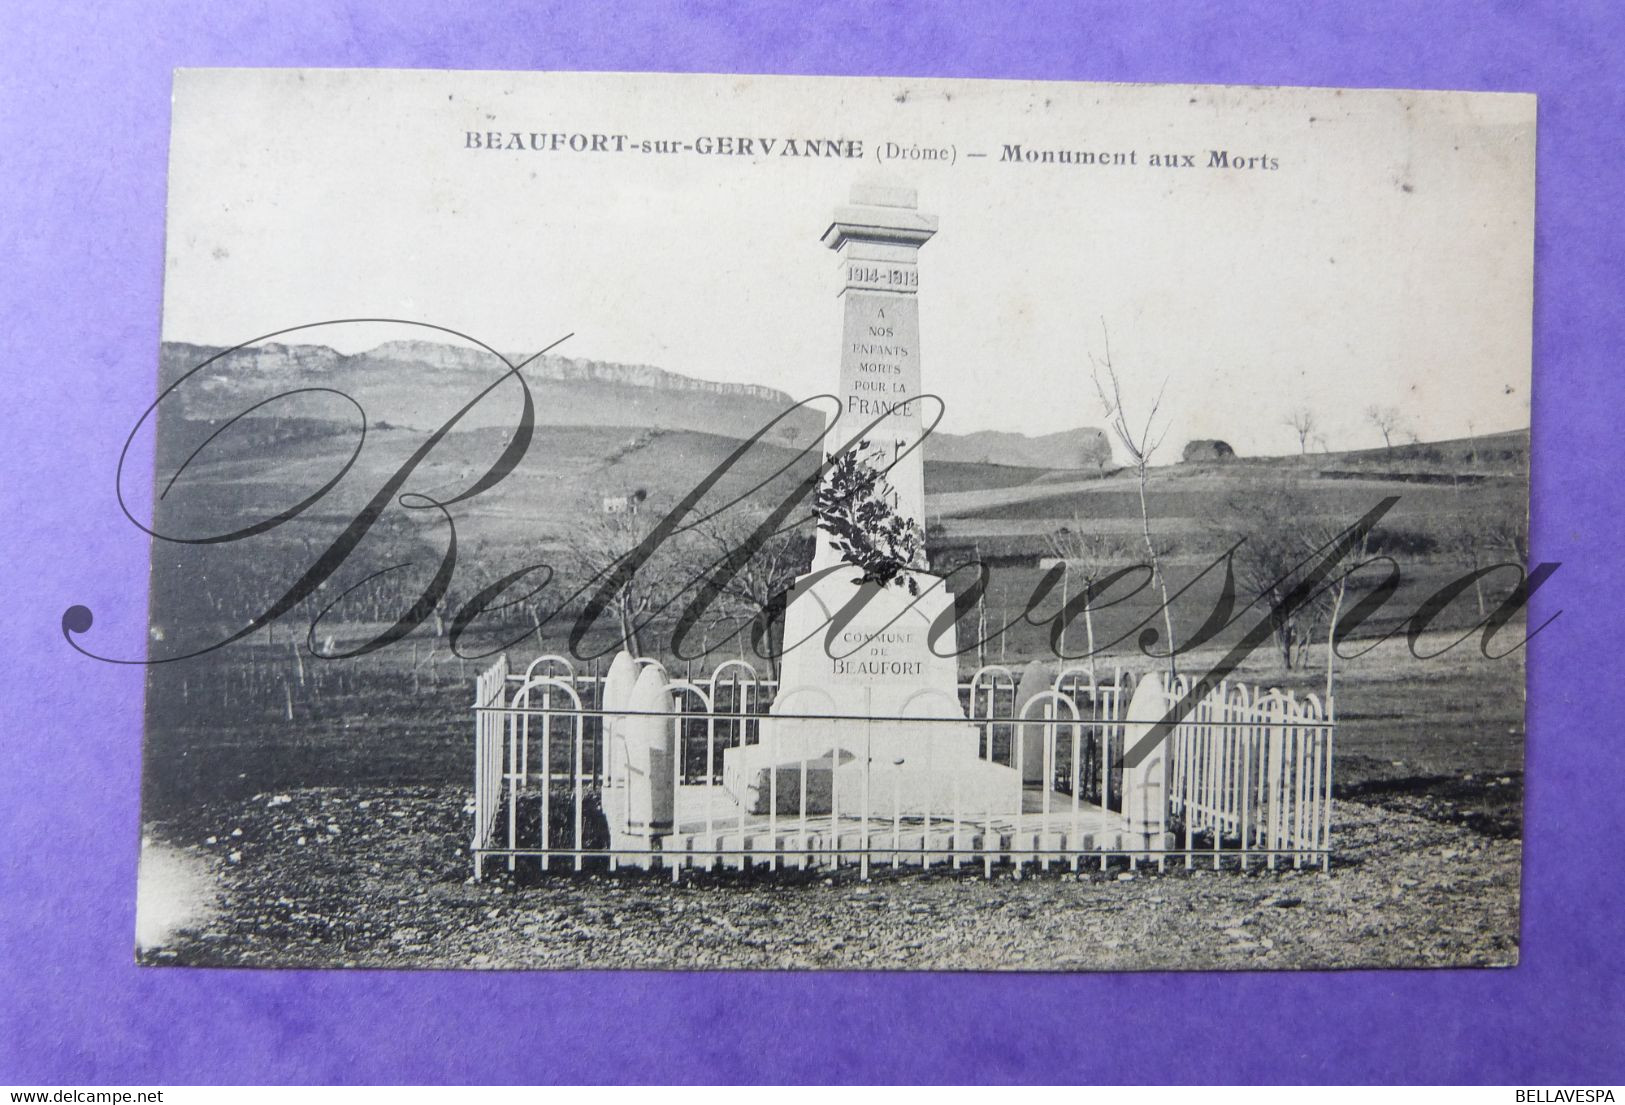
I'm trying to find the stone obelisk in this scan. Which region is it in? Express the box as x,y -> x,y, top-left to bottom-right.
809,181 -> 936,570
721,183 -> 1019,816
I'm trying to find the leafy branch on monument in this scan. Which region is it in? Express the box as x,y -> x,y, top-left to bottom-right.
814,442 -> 926,596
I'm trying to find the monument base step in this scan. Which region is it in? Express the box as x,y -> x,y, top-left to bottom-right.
588,781 -> 1174,871
730,749 -> 858,815
724,746 -> 1023,817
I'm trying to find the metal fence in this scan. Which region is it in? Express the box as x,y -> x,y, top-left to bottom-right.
469,654 -> 1335,879
470,652 -> 508,857
1165,676 -> 1336,871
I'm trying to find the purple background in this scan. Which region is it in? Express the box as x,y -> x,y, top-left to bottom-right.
2,0 -> 1620,1085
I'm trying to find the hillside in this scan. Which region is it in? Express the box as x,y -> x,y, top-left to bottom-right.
925,427 -> 1112,469
1180,428 -> 1529,476
158,340 -> 1108,469
931,432 -> 1528,561
147,336 -> 1530,680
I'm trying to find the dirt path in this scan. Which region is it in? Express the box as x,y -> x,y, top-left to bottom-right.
139,784 -> 1519,971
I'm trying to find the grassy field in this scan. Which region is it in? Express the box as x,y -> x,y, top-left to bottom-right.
144,418 -> 1530,809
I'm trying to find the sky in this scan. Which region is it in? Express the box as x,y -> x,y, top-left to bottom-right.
160,69 -> 1536,458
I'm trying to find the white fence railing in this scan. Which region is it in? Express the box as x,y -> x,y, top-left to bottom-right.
1165,676 -> 1336,869
470,653 -> 1335,879
471,653 -> 509,858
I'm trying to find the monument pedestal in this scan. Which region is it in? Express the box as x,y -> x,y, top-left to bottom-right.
721,563 -> 1021,817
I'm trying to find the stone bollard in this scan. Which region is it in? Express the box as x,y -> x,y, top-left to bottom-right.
606,665 -> 676,868
1120,672 -> 1170,862
598,651 -> 639,849
1013,659 -> 1052,786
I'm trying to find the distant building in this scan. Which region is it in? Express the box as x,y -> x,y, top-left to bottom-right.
1182,439 -> 1237,463
601,488 -> 649,514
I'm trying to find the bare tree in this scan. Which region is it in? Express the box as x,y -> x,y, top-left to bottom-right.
1442,488 -> 1529,619
973,541 -> 989,669
1442,507 -> 1491,619
694,512 -> 815,679
1485,512 -> 1529,565
1218,479 -> 1370,682
1046,520 -> 1131,682
566,495 -> 699,659
1309,512 -> 1373,705
1284,406 -> 1318,457
1364,404 -> 1405,453
1219,481 -> 1326,671
1089,320 -> 1178,679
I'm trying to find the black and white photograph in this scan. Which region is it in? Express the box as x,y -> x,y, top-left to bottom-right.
127,68 -> 1536,971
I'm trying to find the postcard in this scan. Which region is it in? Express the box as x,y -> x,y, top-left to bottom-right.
122,69 -> 1535,969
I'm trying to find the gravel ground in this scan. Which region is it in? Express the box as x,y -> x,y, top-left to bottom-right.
139,784 -> 1520,971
